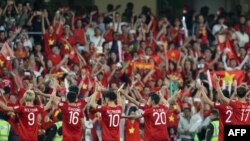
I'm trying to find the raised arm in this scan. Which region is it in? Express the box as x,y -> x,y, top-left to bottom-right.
71,12 -> 75,30
42,13 -> 46,34
90,91 -> 98,110
27,12 -> 36,26
120,90 -> 140,107
116,83 -> 125,106
213,74 -> 230,104
236,54 -> 249,69
142,69 -> 155,83
200,88 -> 214,107
0,101 -> 14,112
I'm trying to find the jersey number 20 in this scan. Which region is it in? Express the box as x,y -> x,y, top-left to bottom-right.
153,112 -> 166,125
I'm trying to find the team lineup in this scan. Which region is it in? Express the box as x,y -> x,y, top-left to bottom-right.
0,74 -> 249,141
1,0 -> 250,140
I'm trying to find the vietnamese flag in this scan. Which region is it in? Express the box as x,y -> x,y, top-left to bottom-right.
0,54 -> 6,67
210,70 -> 245,88
0,42 -> 15,58
224,39 -> 238,60
166,49 -> 180,61
151,54 -> 162,64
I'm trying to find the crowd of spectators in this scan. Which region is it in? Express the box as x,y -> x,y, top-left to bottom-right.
0,0 -> 250,141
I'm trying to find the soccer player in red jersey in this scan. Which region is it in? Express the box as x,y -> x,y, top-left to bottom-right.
214,75 -> 250,125
52,86 -> 88,141
0,90 -> 51,141
201,89 -> 233,141
122,89 -> 179,141
90,88 -> 123,141
124,93 -> 170,141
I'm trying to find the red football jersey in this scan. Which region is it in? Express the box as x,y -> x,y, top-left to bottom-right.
229,100 -> 250,125
13,105 -> 45,141
59,99 -> 87,141
97,105 -> 122,141
143,105 -> 170,141
42,33 -> 58,54
139,103 -> 150,110
214,102 -> 233,141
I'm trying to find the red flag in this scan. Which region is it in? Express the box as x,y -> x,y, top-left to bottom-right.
210,70 -> 245,88
0,42 -> 15,59
151,54 -> 162,64
166,49 -> 180,61
224,39 -> 237,60
0,54 -> 6,67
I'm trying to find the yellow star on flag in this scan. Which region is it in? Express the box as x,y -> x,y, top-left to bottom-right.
64,44 -> 70,50
129,127 -> 135,134
171,52 -> 176,58
168,115 -> 175,122
48,39 -> 55,46
0,60 -> 3,66
222,72 -> 234,85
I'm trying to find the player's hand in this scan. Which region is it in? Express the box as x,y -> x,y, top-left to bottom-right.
0,89 -> 4,95
174,90 -> 182,99
34,89 -> 42,94
117,83 -> 125,93
213,74 -> 220,83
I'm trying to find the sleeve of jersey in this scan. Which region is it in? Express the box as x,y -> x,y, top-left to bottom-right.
139,103 -> 147,110
142,109 -> 150,117
58,102 -> 65,110
96,105 -> 104,112
81,99 -> 88,108
229,100 -> 238,109
13,105 -> 22,113
214,102 -> 223,110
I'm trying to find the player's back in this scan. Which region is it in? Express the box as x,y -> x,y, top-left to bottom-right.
143,105 -> 169,141
14,105 -> 43,141
59,100 -> 86,141
97,105 -> 122,141
230,100 -> 250,125
214,102 -> 233,141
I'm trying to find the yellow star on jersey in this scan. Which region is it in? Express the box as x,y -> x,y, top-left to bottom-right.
129,127 -> 135,134
0,60 -> 3,66
222,72 -> 234,85
171,52 -> 176,58
64,44 -> 70,50
168,115 -> 175,122
48,39 -> 55,46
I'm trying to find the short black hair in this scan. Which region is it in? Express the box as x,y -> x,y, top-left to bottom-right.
128,106 -> 137,115
222,89 -> 230,99
149,93 -> 160,104
237,87 -> 247,98
67,91 -> 77,103
103,90 -> 117,101
68,85 -> 79,94
211,109 -> 219,117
